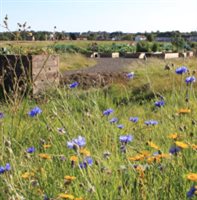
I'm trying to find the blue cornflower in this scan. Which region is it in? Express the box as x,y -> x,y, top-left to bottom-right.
43,195 -> 50,200
27,147 -> 35,153
119,135 -> 133,143
67,136 -> 86,149
145,120 -> 158,126
5,163 -> 11,171
185,76 -> 196,84
79,156 -> 93,169
103,108 -> 114,116
0,166 -> 5,174
129,117 -> 139,123
109,117 -> 118,124
0,112 -> 4,119
69,81 -> 79,88
28,106 -> 42,117
175,66 -> 188,75
0,163 -> 11,174
117,124 -> 124,129
169,146 -> 181,155
126,72 -> 134,79
155,100 -> 165,107
187,186 -> 196,198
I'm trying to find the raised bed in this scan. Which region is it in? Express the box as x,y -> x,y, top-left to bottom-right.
0,54 -> 59,96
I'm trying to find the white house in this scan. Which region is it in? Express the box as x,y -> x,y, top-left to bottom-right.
135,35 -> 147,42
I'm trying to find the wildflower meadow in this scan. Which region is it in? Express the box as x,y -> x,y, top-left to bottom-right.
0,58 -> 197,200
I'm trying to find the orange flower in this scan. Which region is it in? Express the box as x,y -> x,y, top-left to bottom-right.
43,144 -> 51,149
187,173 -> 197,181
147,141 -> 160,150
21,172 -> 34,179
79,148 -> 91,156
38,153 -> 51,159
58,193 -> 74,199
175,141 -> 188,149
178,109 -> 191,114
70,156 -> 78,162
168,133 -> 178,139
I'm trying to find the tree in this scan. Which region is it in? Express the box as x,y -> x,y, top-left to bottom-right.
146,33 -> 154,42
152,43 -> 159,52
172,35 -> 186,52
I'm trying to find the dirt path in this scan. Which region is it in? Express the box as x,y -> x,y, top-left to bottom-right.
61,58 -> 138,88
63,58 -> 136,75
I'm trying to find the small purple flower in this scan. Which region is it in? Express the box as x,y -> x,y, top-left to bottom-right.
103,108 -> 114,116
145,120 -> 158,126
67,136 -> 86,149
28,106 -> 42,117
175,66 -> 188,75
69,81 -> 79,88
187,186 -> 196,198
169,146 -> 181,155
27,147 -> 35,153
155,100 -> 165,107
129,117 -> 139,123
117,124 -> 124,129
185,76 -> 196,84
109,117 -> 118,124
0,112 -> 4,119
119,135 -> 133,143
126,72 -> 134,79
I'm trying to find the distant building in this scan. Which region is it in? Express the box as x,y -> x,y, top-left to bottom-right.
188,35 -> 197,42
135,35 -> 147,42
155,37 -> 172,42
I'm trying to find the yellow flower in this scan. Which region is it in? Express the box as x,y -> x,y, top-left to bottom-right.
147,156 -> 162,164
43,144 -> 51,149
191,144 -> 197,150
21,172 -> 34,179
187,173 -> 197,181
140,151 -> 151,157
135,166 -> 145,179
64,176 -> 76,181
168,133 -> 178,139
70,156 -> 78,162
178,108 -> 191,114
147,141 -> 160,150
146,153 -> 169,164
128,154 -> 145,161
75,198 -> 83,200
79,148 -> 91,156
58,193 -> 74,199
38,153 -> 51,159
175,141 -> 189,149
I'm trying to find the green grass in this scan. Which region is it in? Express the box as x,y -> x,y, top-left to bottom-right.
59,53 -> 97,72
0,57 -> 197,200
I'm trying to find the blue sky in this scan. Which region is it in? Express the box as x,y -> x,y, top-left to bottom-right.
0,0 -> 197,32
